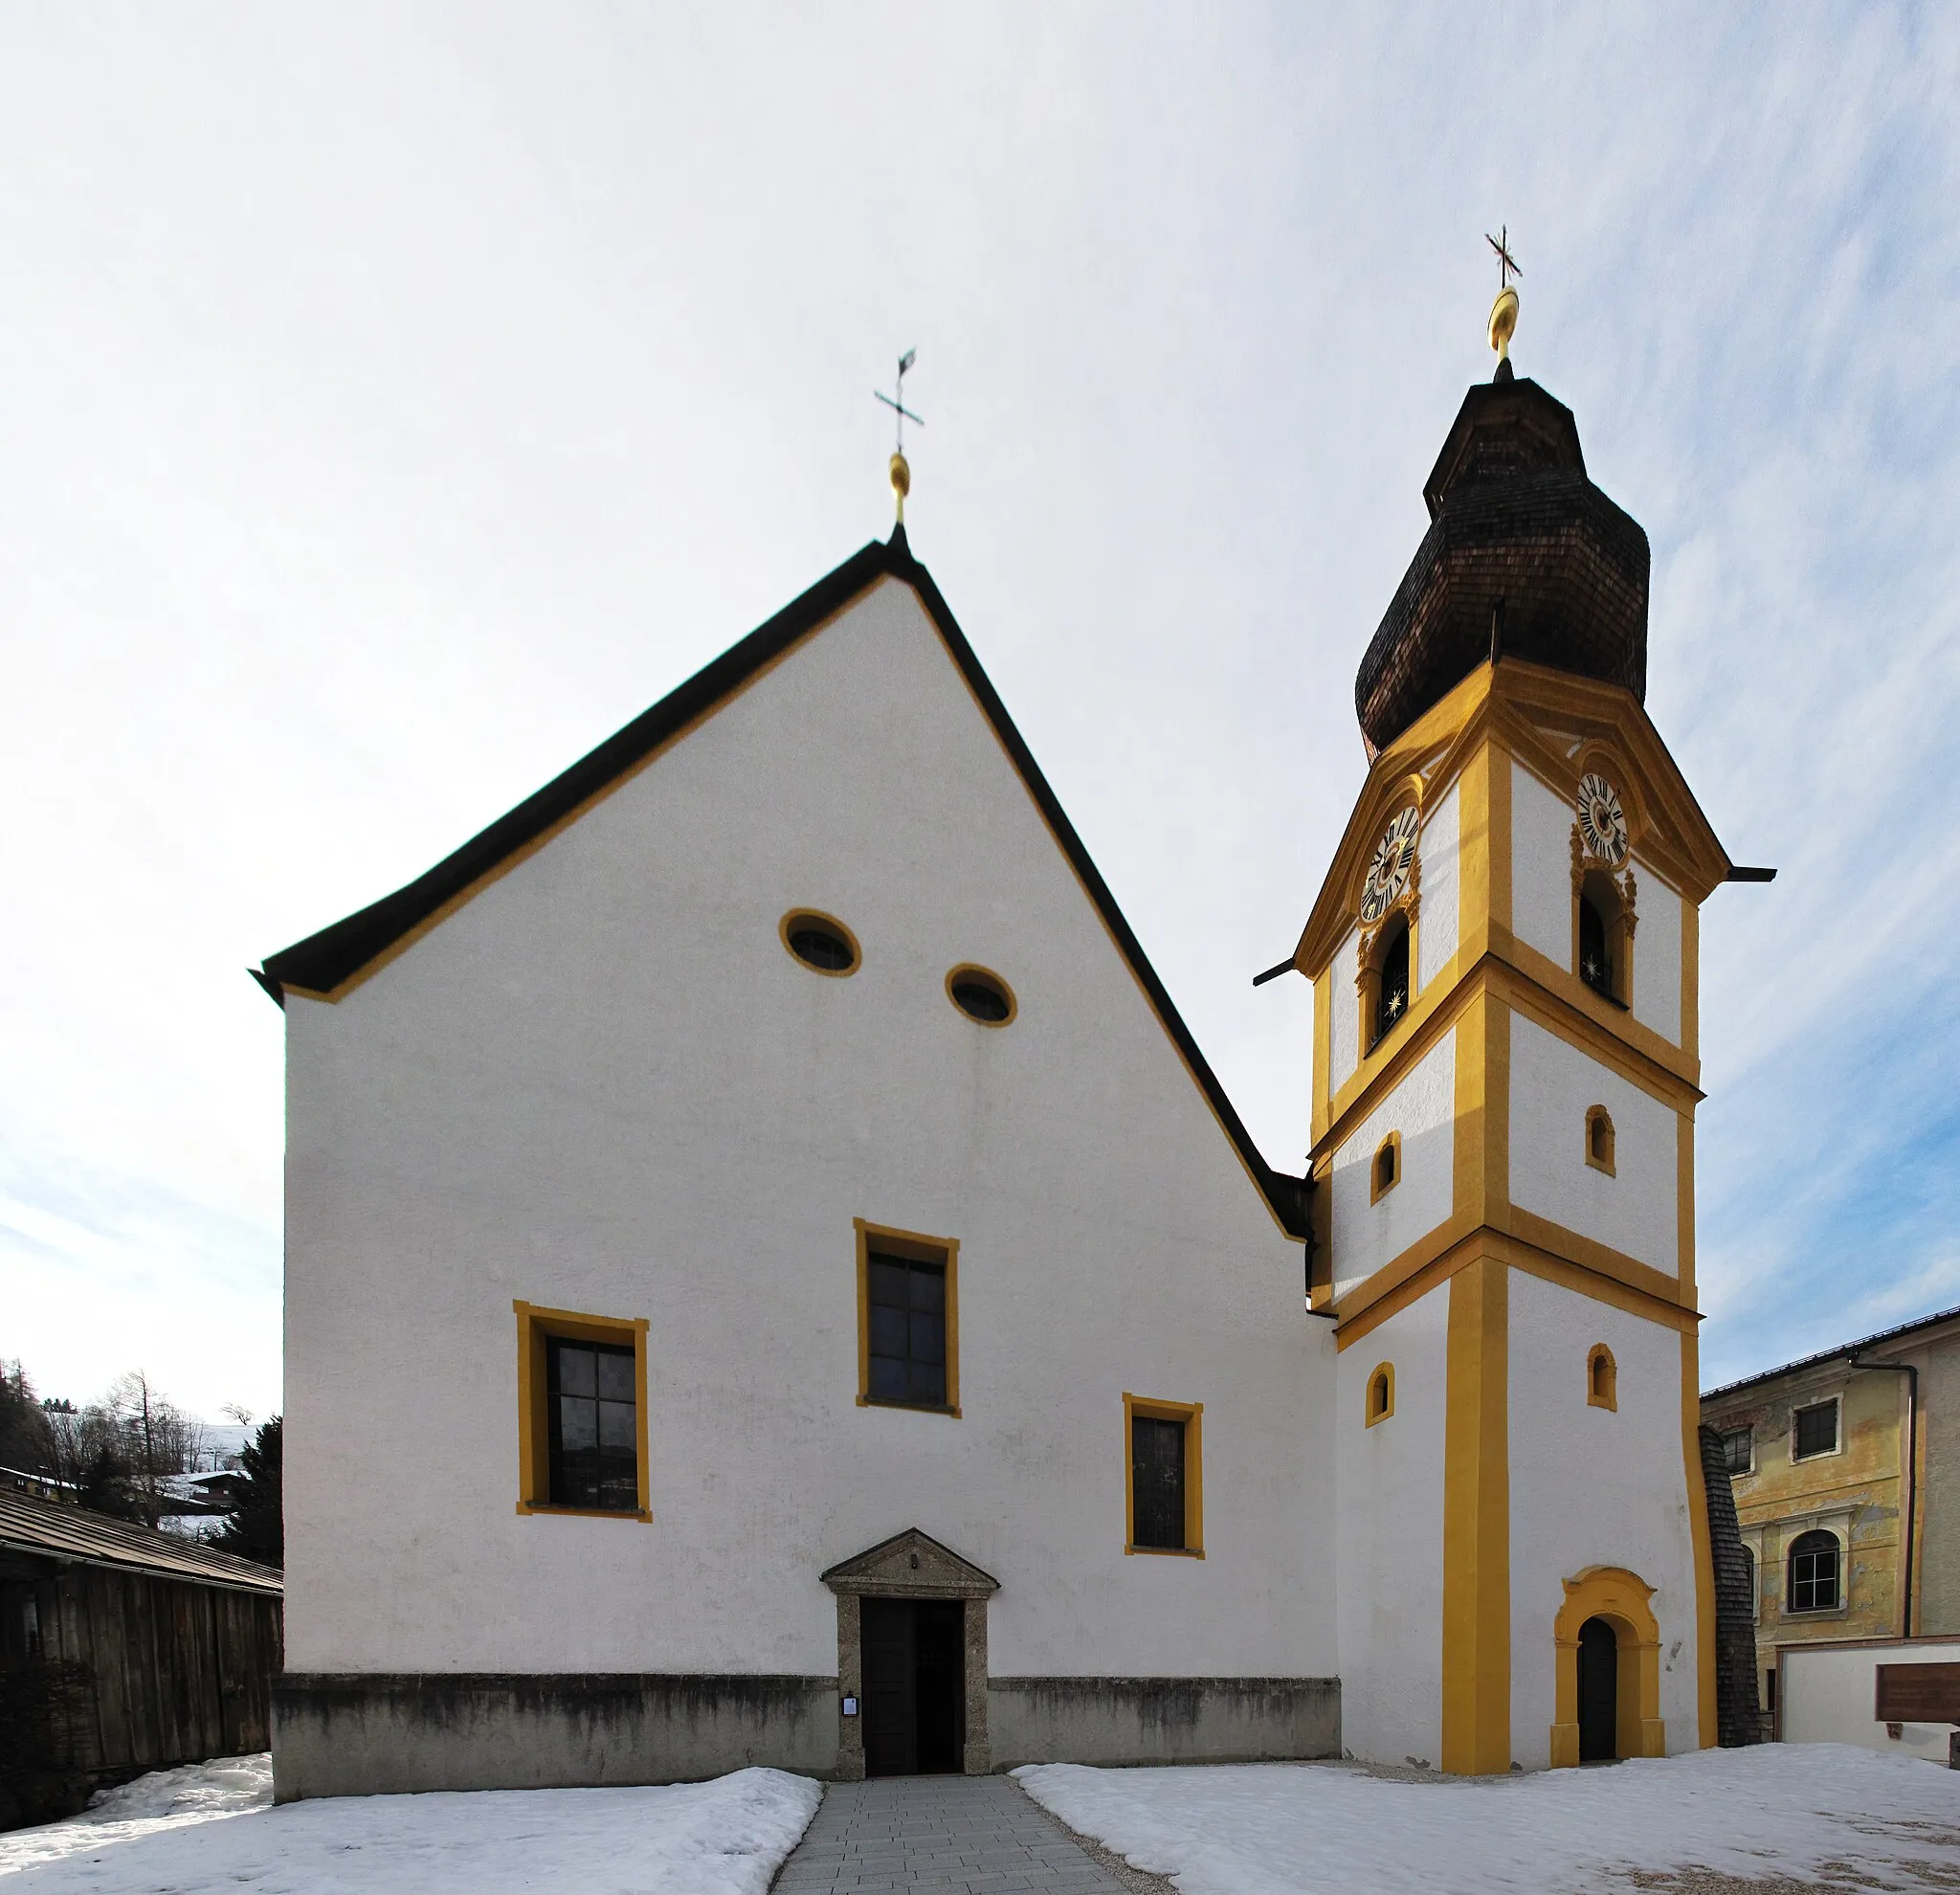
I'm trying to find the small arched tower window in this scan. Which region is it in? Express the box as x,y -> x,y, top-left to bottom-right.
1586,1106 -> 1615,1175
1370,916 -> 1411,1047
1371,1131 -> 1402,1203
1366,1362 -> 1395,1427
1787,1529 -> 1841,1613
1587,1344 -> 1617,1411
1577,869 -> 1632,1006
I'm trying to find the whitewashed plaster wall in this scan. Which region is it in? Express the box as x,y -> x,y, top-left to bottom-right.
1506,1013 -> 1679,1277
1782,1639 -> 1960,1763
1327,923 -> 1360,1096
1629,859 -> 1683,1046
1507,1271 -> 1701,1765
1328,1031 -> 1456,1301
1336,1289 -> 1449,1767
1511,760 -> 1572,968
282,575 -> 1333,1683
1416,784 -> 1459,993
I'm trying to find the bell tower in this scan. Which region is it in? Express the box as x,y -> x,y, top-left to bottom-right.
1297,290 -> 1734,1773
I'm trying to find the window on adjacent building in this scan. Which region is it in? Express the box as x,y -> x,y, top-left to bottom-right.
1739,1543 -> 1757,1619
1793,1400 -> 1839,1460
547,1337 -> 639,1511
1125,1394 -> 1203,1556
1722,1427 -> 1754,1475
1787,1529 -> 1841,1613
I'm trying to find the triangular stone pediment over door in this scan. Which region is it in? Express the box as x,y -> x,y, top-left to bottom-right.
821,1530 -> 998,1779
821,1527 -> 1001,1602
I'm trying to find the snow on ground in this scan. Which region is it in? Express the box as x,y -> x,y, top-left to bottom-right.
0,1758 -> 820,1894
0,1755 -> 273,1876
1017,1745 -> 1960,1894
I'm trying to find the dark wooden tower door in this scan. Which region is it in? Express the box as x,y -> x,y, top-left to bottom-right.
1577,1616 -> 1618,1762
860,1597 -> 966,1777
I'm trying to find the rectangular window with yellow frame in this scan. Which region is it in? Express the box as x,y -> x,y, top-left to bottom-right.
1125,1393 -> 1203,1557
854,1219 -> 960,1417
514,1301 -> 651,1520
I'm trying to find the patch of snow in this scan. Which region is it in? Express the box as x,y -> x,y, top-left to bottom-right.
0,1760 -> 819,1893
1015,1745 -> 1960,1894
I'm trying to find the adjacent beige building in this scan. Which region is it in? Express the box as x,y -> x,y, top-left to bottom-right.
1702,1304 -> 1960,1725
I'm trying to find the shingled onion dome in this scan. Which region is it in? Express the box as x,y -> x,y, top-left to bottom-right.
1352,364 -> 1650,758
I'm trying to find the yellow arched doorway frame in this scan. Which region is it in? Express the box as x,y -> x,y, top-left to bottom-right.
1550,1566 -> 1665,1768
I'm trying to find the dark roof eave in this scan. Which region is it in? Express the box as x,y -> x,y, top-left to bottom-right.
255,529 -> 1314,1243
1703,1302 -> 1960,1402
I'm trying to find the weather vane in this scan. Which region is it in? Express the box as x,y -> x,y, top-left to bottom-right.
875,349 -> 923,524
1483,227 -> 1521,367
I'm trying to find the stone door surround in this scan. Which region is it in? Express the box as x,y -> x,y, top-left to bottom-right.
821,1528 -> 1000,1780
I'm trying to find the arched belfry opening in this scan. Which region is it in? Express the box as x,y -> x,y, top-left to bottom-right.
1576,868 -> 1630,1005
1369,915 -> 1412,1047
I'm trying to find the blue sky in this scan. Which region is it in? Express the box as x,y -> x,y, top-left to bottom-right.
1,6 -> 1955,1417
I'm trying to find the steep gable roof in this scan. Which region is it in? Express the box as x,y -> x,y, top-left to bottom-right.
255,527 -> 1312,1241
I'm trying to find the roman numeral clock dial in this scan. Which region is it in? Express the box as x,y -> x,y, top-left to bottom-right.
1576,772 -> 1630,866
1359,806 -> 1419,925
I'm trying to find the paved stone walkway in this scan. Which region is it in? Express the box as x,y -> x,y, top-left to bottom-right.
771,1773 -> 1130,1893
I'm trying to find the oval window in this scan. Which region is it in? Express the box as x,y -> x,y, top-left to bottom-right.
947,965 -> 1015,1026
781,911 -> 860,976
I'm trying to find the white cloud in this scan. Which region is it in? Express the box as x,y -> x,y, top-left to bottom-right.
1,5 -> 1956,1411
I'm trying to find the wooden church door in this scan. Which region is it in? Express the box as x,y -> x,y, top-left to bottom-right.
861,1597 -> 966,1776
1577,1616 -> 1618,1762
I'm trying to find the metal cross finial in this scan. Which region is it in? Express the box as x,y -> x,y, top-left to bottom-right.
1485,226 -> 1522,290
875,348 -> 924,454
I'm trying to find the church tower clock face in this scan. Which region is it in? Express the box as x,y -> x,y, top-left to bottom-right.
1359,806 -> 1419,925
1575,772 -> 1630,867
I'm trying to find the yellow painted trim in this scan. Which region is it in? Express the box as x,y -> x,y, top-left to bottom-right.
1548,1565 -> 1664,1767
1440,1254 -> 1509,1773
854,1218 -> 962,1418
1311,965 -> 1333,1147
513,1301 -> 653,1521
1587,1342 -> 1618,1411
945,963 -> 1018,1028
1682,1326 -> 1718,1748
1677,1110 -> 1697,1305
1585,1105 -> 1617,1177
1493,933 -> 1702,1101
1123,1393 -> 1205,1558
1370,1130 -> 1403,1204
1680,889 -> 1700,1064
1503,1205 -> 1683,1305
1365,1361 -> 1395,1426
780,908 -> 863,978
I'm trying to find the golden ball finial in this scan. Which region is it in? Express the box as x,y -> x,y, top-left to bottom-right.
889,449 -> 911,523
1488,284 -> 1520,362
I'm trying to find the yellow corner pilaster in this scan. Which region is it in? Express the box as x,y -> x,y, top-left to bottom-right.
1682,1326 -> 1718,1748
1441,1252 -> 1511,1773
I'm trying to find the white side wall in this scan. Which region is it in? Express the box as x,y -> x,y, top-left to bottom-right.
1782,1639 -> 1960,1764
1328,1030 -> 1456,1301
282,575 -> 1334,1683
1336,1290 -> 1449,1767
1416,784 -> 1459,993
1630,858 -> 1683,1046
1511,760 -> 1572,969
1506,1012 -> 1679,1278
1328,924 -> 1360,1095
1507,1271 -> 1701,1765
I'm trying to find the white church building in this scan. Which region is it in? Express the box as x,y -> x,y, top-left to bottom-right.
257,332 -> 1748,1797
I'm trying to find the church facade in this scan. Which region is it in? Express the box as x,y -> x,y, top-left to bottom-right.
258,345 -> 1738,1798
